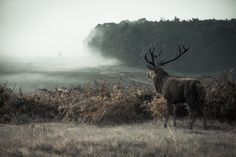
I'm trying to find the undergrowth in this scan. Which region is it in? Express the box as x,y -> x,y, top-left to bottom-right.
0,71 -> 235,124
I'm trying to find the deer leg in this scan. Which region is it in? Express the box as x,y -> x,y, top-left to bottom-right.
173,104 -> 177,127
189,112 -> 197,129
189,105 -> 198,129
203,114 -> 206,130
186,102 -> 197,129
197,106 -> 207,130
202,110 -> 207,130
164,103 -> 171,128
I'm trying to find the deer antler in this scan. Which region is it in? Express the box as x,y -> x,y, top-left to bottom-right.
158,44 -> 190,66
144,44 -> 190,67
144,44 -> 163,68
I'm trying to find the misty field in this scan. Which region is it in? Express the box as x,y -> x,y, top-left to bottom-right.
0,63 -> 148,93
0,121 -> 236,157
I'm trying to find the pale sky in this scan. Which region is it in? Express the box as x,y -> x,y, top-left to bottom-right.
0,0 -> 235,57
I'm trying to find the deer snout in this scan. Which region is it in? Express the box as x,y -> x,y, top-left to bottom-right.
147,71 -> 155,79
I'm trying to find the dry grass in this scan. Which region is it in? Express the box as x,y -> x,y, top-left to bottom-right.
0,122 -> 236,157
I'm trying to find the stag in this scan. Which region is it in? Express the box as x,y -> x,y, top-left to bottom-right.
144,44 -> 206,129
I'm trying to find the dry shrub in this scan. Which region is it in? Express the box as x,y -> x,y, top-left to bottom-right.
62,82 -> 154,124
0,70 -> 236,124
200,71 -> 236,122
0,84 -> 59,123
0,81 -> 154,124
0,84 -> 19,123
147,94 -> 167,120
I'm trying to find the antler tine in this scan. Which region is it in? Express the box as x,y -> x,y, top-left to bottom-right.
144,43 -> 167,68
178,45 -> 182,54
149,47 -> 155,55
180,44 -> 190,52
153,47 -> 163,58
144,44 -> 159,67
182,44 -> 190,51
149,47 -> 156,66
144,51 -> 156,67
158,44 -> 190,66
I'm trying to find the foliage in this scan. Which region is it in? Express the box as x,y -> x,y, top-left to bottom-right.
88,18 -> 236,73
0,72 -> 236,124
0,82 -> 154,124
200,71 -> 236,122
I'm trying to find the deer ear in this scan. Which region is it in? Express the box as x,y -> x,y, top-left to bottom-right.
147,64 -> 156,71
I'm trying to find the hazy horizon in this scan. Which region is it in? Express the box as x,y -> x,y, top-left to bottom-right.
0,0 -> 235,60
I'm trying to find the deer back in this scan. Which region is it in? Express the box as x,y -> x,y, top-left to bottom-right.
161,77 -> 204,104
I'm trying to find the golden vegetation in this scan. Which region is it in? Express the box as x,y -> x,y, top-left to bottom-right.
0,72 -> 235,124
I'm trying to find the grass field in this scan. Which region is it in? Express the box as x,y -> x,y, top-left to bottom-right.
0,120 -> 236,157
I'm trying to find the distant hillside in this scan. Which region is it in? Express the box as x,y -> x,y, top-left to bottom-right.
87,18 -> 236,73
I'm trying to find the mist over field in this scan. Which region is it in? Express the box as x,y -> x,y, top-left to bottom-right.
0,0 -> 236,91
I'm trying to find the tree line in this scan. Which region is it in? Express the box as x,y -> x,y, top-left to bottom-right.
87,18 -> 236,73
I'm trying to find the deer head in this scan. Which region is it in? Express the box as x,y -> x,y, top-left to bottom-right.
144,44 -> 190,79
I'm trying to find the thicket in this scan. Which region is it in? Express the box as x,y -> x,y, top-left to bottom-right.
0,72 -> 235,124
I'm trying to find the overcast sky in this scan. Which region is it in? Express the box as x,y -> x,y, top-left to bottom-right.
0,0 -> 235,57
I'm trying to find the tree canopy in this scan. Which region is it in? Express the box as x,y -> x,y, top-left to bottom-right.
87,18 -> 236,73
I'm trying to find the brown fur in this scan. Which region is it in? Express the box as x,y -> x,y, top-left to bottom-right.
149,67 -> 206,129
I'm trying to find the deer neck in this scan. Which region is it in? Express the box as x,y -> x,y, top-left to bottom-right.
153,70 -> 169,93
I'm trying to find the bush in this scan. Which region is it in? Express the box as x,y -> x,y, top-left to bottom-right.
0,72 -> 235,124
200,71 -> 236,122
0,81 -> 154,124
